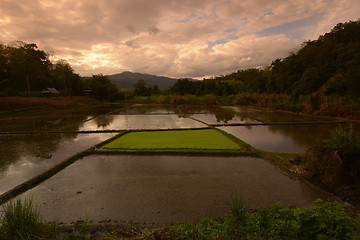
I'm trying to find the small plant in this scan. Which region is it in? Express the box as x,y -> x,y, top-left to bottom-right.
228,194 -> 247,225
0,198 -> 45,239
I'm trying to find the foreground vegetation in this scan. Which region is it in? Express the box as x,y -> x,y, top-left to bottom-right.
1,197 -> 359,240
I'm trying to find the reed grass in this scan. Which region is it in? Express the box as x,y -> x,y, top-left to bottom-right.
0,198 -> 57,239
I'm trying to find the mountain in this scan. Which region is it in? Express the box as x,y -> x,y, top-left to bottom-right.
106,71 -> 178,90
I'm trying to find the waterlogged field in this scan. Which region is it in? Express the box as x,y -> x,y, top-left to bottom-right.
103,129 -> 241,150
76,114 -> 207,131
219,124 -> 339,153
0,104 -> 351,225
20,155 -> 329,225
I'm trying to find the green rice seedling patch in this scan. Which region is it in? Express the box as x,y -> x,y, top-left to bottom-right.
102,129 -> 242,150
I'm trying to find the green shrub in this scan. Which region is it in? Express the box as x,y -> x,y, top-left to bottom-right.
245,200 -> 359,240
245,204 -> 298,240
174,199 -> 360,240
173,217 -> 236,240
295,200 -> 357,240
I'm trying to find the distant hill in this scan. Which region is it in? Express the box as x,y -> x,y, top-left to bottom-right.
106,71 -> 178,90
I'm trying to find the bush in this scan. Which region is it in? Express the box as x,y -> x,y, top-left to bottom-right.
174,199 -> 360,240
173,217 -> 237,240
245,200 -> 359,240
305,124 -> 360,185
295,200 -> 356,240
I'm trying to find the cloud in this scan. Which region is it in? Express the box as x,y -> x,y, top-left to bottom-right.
0,0 -> 359,78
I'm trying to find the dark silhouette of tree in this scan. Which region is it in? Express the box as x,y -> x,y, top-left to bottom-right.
84,74 -> 119,101
134,79 -> 151,96
0,41 -> 82,96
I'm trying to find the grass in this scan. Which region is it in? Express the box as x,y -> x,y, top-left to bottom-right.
102,129 -> 242,150
0,198 -> 57,239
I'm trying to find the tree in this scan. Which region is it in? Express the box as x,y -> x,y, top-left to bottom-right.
170,79 -> 198,95
134,79 -> 151,96
6,41 -> 51,94
86,74 -> 119,100
0,41 -> 85,96
50,60 -> 82,94
0,44 -> 9,93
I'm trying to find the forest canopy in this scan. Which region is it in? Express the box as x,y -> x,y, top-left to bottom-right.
0,41 -> 82,95
169,19 -> 360,100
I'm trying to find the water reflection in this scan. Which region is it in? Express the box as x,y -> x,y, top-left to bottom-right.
20,155 -> 329,225
0,107 -> 115,132
0,133 -> 117,195
190,113 -> 257,124
78,115 -> 207,131
112,104 -> 177,115
219,124 -> 339,153
225,106 -> 338,122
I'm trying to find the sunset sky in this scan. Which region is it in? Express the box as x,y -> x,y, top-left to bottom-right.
1,0 -> 359,78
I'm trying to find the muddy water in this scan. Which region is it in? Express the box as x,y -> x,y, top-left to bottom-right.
78,114 -> 207,131
0,133 -> 116,195
219,124 -> 339,153
20,155 -> 329,225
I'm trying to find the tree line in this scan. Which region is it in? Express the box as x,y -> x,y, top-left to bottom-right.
166,19 -> 360,101
0,41 -> 120,100
0,41 -> 83,95
1,19 -> 359,102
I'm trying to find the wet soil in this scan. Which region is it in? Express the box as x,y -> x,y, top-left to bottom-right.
287,159 -> 360,208
306,176 -> 360,208
0,96 -> 101,112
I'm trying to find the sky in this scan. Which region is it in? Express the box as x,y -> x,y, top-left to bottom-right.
0,0 -> 359,79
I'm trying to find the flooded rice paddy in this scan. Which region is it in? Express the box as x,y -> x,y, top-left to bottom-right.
21,155 -> 328,225
219,124 -> 338,153
77,114 -> 206,131
0,104 -> 354,225
0,133 -> 116,195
